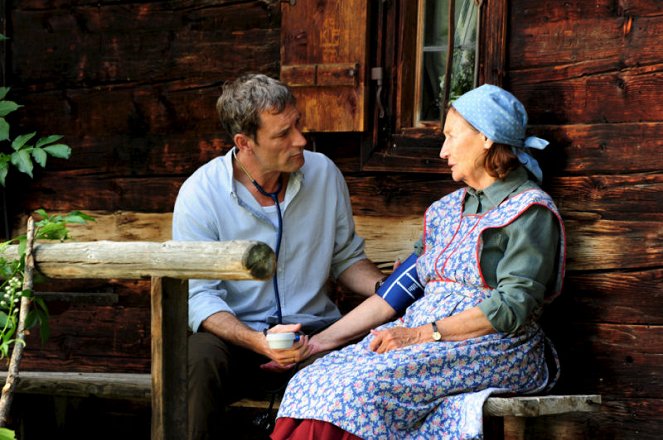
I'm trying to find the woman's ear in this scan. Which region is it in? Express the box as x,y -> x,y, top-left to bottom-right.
482,136 -> 494,150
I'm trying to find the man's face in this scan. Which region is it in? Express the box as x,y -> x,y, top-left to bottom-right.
250,104 -> 307,174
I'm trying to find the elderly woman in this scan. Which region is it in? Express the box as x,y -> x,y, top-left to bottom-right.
271,84 -> 566,440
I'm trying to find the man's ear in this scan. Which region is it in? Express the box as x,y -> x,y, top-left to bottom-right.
234,133 -> 252,152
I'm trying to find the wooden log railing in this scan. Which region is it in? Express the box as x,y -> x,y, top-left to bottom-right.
0,240 -> 275,440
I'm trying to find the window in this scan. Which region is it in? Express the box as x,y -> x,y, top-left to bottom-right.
361,0 -> 507,173
278,0 -> 507,173
416,0 -> 481,125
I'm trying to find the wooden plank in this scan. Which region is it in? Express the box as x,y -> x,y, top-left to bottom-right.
11,140 -> 662,214
11,1 -> 279,86
509,0 -> 663,70
564,218 -> 662,271
19,305 -> 151,373
549,173 -> 663,220
151,277 -> 188,440
547,323 -> 663,399
14,175 -> 186,212
14,170 -> 663,223
0,371 -> 601,418
8,133 -> 662,207
0,241 -> 275,280
13,210 -> 661,273
511,69 -> 663,125
0,372 -> 150,400
537,124 -> 663,175
483,395 -> 601,417
561,269 -> 663,325
515,397 -> 663,440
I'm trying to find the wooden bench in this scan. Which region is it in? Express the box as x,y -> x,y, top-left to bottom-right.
0,371 -> 601,439
4,218 -> 602,438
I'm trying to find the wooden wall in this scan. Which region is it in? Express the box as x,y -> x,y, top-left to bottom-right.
505,1 -> 663,438
1,1 -> 661,439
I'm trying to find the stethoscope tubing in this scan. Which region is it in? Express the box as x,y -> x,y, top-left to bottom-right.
251,177 -> 284,325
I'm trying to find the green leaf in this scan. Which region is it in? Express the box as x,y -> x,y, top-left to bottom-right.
2,326 -> 16,343
32,147 -> 48,168
36,309 -> 50,344
24,310 -> 37,329
0,427 -> 17,440
20,289 -> 33,299
0,87 -> 9,100
34,208 -> 49,219
10,150 -> 33,177
64,211 -> 96,224
0,343 -> 9,359
40,323 -> 51,344
11,132 -> 36,150
0,311 -> 8,327
43,143 -> 71,159
0,118 -> 9,142
35,134 -> 64,148
0,163 -> 7,187
17,236 -> 27,256
0,100 -> 21,117
36,222 -> 68,240
32,295 -> 49,316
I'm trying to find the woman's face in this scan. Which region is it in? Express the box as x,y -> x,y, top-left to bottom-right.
440,109 -> 495,190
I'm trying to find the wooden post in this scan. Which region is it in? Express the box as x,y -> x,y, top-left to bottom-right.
483,416 -> 505,440
151,277 -> 189,440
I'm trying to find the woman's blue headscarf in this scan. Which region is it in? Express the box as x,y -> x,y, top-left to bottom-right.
451,84 -> 548,183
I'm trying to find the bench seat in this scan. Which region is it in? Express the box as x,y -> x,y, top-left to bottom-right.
0,371 -> 601,417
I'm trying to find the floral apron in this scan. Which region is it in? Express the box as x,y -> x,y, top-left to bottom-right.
277,188 -> 565,440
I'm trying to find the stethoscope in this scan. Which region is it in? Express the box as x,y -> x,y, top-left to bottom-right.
233,149 -> 284,324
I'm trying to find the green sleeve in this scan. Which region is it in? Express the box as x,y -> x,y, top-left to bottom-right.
478,205 -> 560,334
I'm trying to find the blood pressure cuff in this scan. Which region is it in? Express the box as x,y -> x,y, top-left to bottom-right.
376,253 -> 425,314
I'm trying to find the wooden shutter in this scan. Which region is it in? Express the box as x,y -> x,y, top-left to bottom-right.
280,0 -> 369,132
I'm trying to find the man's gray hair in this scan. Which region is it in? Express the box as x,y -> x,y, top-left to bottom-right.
216,73 -> 296,140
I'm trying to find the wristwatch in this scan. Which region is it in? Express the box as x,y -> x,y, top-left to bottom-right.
431,321 -> 442,341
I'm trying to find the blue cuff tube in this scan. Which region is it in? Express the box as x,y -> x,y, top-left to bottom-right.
376,253 -> 425,314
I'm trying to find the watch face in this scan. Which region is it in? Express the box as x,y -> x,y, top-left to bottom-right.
431,321 -> 442,341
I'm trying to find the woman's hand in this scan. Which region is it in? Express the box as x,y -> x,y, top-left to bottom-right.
369,326 -> 426,354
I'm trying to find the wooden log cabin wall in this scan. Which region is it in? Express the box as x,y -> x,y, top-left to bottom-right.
0,0 -> 660,438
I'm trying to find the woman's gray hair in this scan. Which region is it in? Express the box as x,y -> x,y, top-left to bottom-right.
216,73 -> 296,140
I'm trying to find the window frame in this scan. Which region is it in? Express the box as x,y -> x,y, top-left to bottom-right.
361,0 -> 508,173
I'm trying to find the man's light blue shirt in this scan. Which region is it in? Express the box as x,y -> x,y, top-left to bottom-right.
172,149 -> 367,332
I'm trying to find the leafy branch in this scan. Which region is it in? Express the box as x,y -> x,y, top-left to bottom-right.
0,34 -> 71,187
0,87 -> 72,186
0,210 -> 94,359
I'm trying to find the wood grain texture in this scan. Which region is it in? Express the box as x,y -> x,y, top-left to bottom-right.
3,0 -> 662,438
0,241 -> 275,280
280,0 -> 368,131
150,277 -> 188,440
14,211 -> 661,273
0,371 -> 601,418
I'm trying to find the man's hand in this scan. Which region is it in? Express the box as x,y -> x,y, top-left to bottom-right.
259,323 -> 311,372
368,326 -> 426,354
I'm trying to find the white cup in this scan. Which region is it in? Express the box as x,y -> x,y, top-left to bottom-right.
266,332 -> 296,349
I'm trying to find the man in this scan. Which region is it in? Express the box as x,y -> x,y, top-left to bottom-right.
172,73 -> 386,440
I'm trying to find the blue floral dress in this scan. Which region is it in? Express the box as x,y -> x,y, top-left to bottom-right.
276,188 -> 565,439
